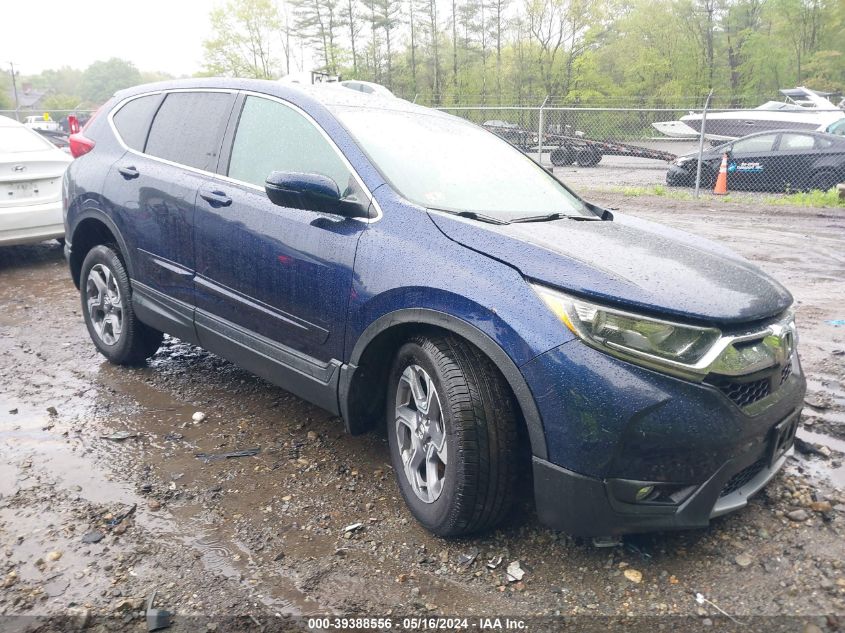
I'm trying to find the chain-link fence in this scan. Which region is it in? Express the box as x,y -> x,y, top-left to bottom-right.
437,104 -> 845,196
1,109 -> 98,131
4,100 -> 843,197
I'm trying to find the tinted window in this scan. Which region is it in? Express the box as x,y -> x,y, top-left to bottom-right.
779,133 -> 815,151
228,96 -> 354,193
145,92 -> 233,171
732,134 -> 778,154
112,94 -> 160,151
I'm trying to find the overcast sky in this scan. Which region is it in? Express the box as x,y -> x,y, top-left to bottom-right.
2,0 -> 212,76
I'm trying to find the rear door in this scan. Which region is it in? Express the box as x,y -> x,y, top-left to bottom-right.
774,132 -> 817,190
104,90 -> 236,339
727,133 -> 779,191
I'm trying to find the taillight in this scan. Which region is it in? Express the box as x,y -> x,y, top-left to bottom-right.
69,133 -> 95,158
68,105 -> 105,158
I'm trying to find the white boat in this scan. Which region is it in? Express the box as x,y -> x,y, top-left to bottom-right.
652,87 -> 845,140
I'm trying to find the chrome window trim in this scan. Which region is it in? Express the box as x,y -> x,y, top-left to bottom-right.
106,88 -> 383,223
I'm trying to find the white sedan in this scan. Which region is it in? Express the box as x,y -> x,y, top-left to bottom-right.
1,115 -> 72,246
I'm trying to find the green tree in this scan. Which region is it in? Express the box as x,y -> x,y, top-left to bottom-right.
43,93 -> 82,112
80,58 -> 142,104
293,0 -> 346,75
202,0 -> 282,78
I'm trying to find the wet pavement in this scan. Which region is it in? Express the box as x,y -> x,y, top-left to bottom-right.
1,194 -> 844,631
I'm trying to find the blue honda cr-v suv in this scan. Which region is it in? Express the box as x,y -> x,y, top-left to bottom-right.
63,79 -> 805,538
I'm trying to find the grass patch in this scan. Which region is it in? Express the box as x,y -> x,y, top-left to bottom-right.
617,185 -> 688,199
764,188 -> 845,208
610,184 -> 844,208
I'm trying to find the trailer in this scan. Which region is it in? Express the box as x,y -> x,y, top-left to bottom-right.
482,122 -> 678,167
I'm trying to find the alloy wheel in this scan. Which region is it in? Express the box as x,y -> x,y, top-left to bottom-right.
85,263 -> 124,346
394,364 -> 448,503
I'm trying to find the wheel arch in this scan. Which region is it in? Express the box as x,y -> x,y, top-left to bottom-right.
68,209 -> 132,289
339,308 -> 548,460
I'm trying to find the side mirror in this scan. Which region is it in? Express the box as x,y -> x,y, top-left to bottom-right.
265,171 -> 370,219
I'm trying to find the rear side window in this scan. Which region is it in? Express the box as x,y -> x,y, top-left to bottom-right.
145,92 -> 233,171
779,133 -> 815,151
112,94 -> 160,151
0,126 -> 52,152
227,96 -> 353,193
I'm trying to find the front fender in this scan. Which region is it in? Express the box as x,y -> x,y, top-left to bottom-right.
343,190 -> 577,459
345,307 -> 549,459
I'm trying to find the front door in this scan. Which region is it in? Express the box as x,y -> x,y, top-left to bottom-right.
192,94 -> 369,406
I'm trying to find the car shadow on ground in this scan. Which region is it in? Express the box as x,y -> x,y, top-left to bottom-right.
0,240 -> 65,272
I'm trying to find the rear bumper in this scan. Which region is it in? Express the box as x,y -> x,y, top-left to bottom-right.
0,199 -> 64,246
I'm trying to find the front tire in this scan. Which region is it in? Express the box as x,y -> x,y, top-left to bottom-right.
386,334 -> 519,536
80,245 -> 163,365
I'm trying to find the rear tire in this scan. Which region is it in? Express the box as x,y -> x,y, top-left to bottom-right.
808,170 -> 838,192
575,148 -> 602,167
80,245 -> 163,365
550,147 -> 576,166
386,334 -> 519,537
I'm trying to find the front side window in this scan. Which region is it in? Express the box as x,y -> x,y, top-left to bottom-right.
732,134 -> 778,154
228,96 -> 354,194
112,94 -> 161,151
145,92 -> 233,171
331,105 -> 588,220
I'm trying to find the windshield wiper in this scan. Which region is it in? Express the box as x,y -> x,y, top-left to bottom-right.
429,208 -> 510,225
510,212 -> 601,223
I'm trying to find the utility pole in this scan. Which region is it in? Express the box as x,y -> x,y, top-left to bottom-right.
8,62 -> 20,121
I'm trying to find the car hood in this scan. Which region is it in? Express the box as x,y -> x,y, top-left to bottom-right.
428,211 -> 792,326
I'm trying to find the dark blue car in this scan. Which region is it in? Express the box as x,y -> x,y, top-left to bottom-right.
63,79 -> 805,538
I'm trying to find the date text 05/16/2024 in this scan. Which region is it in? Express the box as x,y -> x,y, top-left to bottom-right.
306,617 -> 527,630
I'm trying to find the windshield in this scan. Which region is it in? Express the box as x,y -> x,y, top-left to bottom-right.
331,106 -> 589,220
0,126 -> 53,153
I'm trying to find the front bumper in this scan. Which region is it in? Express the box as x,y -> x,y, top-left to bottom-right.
523,340 -> 805,536
533,444 -> 793,537
665,164 -> 694,186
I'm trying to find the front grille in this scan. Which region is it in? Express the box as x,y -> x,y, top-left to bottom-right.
719,458 -> 766,498
718,378 -> 771,408
714,355 -> 794,409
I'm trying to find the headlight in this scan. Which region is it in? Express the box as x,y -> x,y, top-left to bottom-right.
532,284 -> 722,377
532,283 -> 797,381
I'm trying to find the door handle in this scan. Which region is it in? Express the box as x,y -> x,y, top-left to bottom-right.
199,190 -> 232,208
117,165 -> 139,179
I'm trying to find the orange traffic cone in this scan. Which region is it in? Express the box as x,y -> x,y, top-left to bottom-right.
714,153 -> 728,195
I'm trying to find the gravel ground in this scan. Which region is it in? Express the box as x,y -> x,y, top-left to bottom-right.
1,193 -> 844,633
